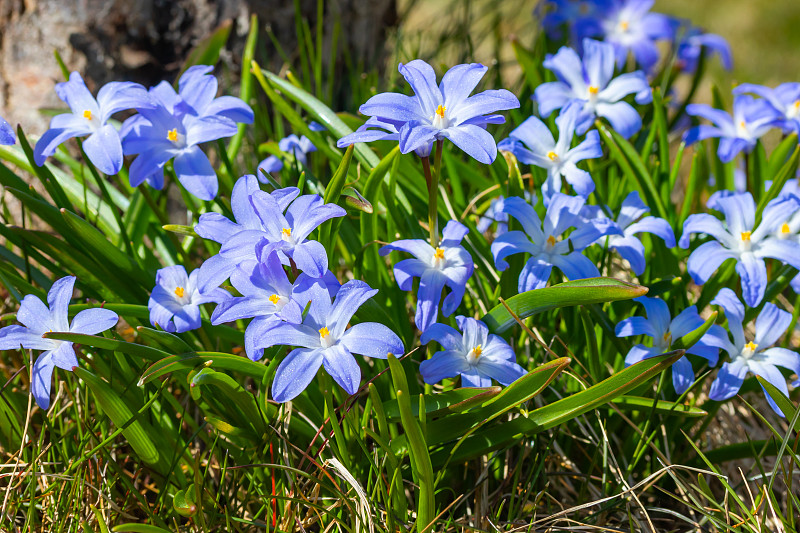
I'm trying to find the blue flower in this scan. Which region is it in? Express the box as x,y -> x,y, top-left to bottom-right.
683,95 -> 782,163
121,67 -> 252,200
615,296 -> 722,394
491,193 -> 620,292
499,102 -> 602,202
535,39 -> 652,139
0,276 -> 118,409
148,265 -> 229,334
0,115 -> 15,145
575,0 -> 676,71
733,83 -> 800,135
349,60 -> 519,163
583,191 -> 675,275
258,134 -> 317,179
337,116 -> 433,157
380,220 -> 474,332
707,288 -> 800,416
680,191 -> 800,307
676,28 -> 733,73
33,72 -> 150,175
420,316 -> 526,387
195,175 -> 302,291
538,0 -> 612,39
210,248 -> 339,360
254,280 -> 404,402
477,196 -> 510,235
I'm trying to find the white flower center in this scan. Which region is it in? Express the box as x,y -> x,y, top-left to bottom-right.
167,127 -> 186,147
739,231 -> 752,252
432,104 -> 450,129
173,286 -> 191,305
742,341 -> 758,359
268,293 -> 287,310
319,326 -> 335,349
466,344 -> 482,365
431,247 -> 447,269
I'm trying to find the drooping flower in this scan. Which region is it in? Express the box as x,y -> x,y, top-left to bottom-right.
679,191 -> 800,307
491,193 -> 620,292
350,60 -> 519,163
148,265 -> 229,334
707,288 -> 800,416
121,67 -> 252,200
210,248 -> 339,360
254,280 -> 404,402
583,191 -> 675,275
575,0 -> 676,71
33,72 -> 150,175
258,134 -> 317,179
0,276 -> 118,409
498,101 -> 602,202
535,39 -> 653,139
249,190 -> 347,278
615,296 -> 722,394
420,316 -> 526,387
0,115 -> 15,145
380,220 -> 474,332
194,175 -> 302,291
676,28 -> 733,73
733,83 -> 800,135
683,95 -> 782,163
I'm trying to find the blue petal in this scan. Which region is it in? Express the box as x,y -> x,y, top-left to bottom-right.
609,235 -> 646,275
491,231 -> 536,271
453,90 -> 519,124
0,116 -> 15,145
671,356 -> 695,395
440,63 -> 488,109
615,317 -> 657,338
668,305 -> 704,339
272,347 -> 324,402
322,344 -> 362,395
710,288 -> 746,348
635,296 -> 671,335
174,146 -> 218,201
534,82 -> 575,118
291,240 -> 329,278
83,124 -> 123,175
420,322 -> 462,350
735,252 -> 767,307
419,350 -> 470,384
415,270 -> 446,332
339,322 -> 403,359
70,308 -> 118,335
686,241 -> 736,285
551,251 -> 599,281
708,359 -> 748,401
47,276 -> 75,332
475,358 -> 526,386
327,280 -> 378,338
31,351 -> 57,409
595,101 -> 642,139
33,127 -> 88,166
398,60 -> 443,115
754,303 -> 791,348
518,257 -> 553,292
359,92 -> 425,123
0,325 -> 52,351
626,217 -> 675,247
204,96 -> 255,124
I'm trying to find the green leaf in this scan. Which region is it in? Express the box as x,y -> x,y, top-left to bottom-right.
43,332 -> 169,362
172,486 -> 198,517
610,395 -> 707,417
162,224 -> 199,237
758,376 -> 800,432
135,326 -> 193,354
74,367 -> 171,474
482,277 -> 648,334
179,20 -> 232,75
191,367 -> 267,436
383,387 -> 501,422
138,352 -> 270,385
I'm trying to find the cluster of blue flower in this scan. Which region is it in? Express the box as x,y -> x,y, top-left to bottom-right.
0,0 -> 799,416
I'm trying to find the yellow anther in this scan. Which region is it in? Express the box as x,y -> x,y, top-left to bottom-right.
794,100 -> 800,109
282,228 -> 292,238
547,150 -> 558,161
588,86 -> 599,95
167,128 -> 179,142
319,327 -> 330,338
745,341 -> 758,352
436,105 -> 446,118
739,120 -> 746,130
663,332 -> 672,344
83,110 -> 92,120
434,247 -> 445,260
619,20 -> 629,31
473,345 -> 482,357
269,294 -> 280,304
781,223 -> 791,234
174,286 -> 185,298
547,235 -> 557,246
740,231 -> 751,242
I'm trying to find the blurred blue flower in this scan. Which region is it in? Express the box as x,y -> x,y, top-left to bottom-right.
34,72 -> 150,175
148,265 -> 229,334
492,193 -> 620,292
583,191 -> 675,275
350,60 -> 519,163
254,280 -> 404,402
535,39 -> 652,139
680,191 -> 800,307
707,288 -> 800,416
0,115 -> 15,145
258,134 -> 317,180
477,196 -> 510,235
0,276 -> 118,409
575,0 -> 676,71
380,220 -> 474,332
615,296 -> 722,394
121,66 -> 252,200
537,0 -> 612,40
499,102 -> 602,202
676,28 -> 733,73
733,83 -> 800,135
683,95 -> 782,163
420,316 -> 526,387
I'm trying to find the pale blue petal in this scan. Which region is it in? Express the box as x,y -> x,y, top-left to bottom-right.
272,348 -> 324,402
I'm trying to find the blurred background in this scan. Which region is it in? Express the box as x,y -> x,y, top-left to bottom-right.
1,0 -> 798,132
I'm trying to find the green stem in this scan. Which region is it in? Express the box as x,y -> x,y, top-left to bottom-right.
427,140 -> 444,248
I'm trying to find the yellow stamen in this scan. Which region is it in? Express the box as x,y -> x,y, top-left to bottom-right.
620,20 -> 629,31
547,235 -> 557,246
588,86 -> 599,95
269,294 -> 280,304
434,247 -> 445,259
745,341 -> 758,352
472,345 -> 482,358
174,286 -> 185,298
435,105 -> 446,118
781,223 -> 791,234
794,100 -> 800,109
282,228 -> 291,238
83,110 -> 92,120
739,120 -> 746,130
319,327 -> 330,338
547,150 -> 558,161
167,128 -> 178,142
740,231 -> 751,242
